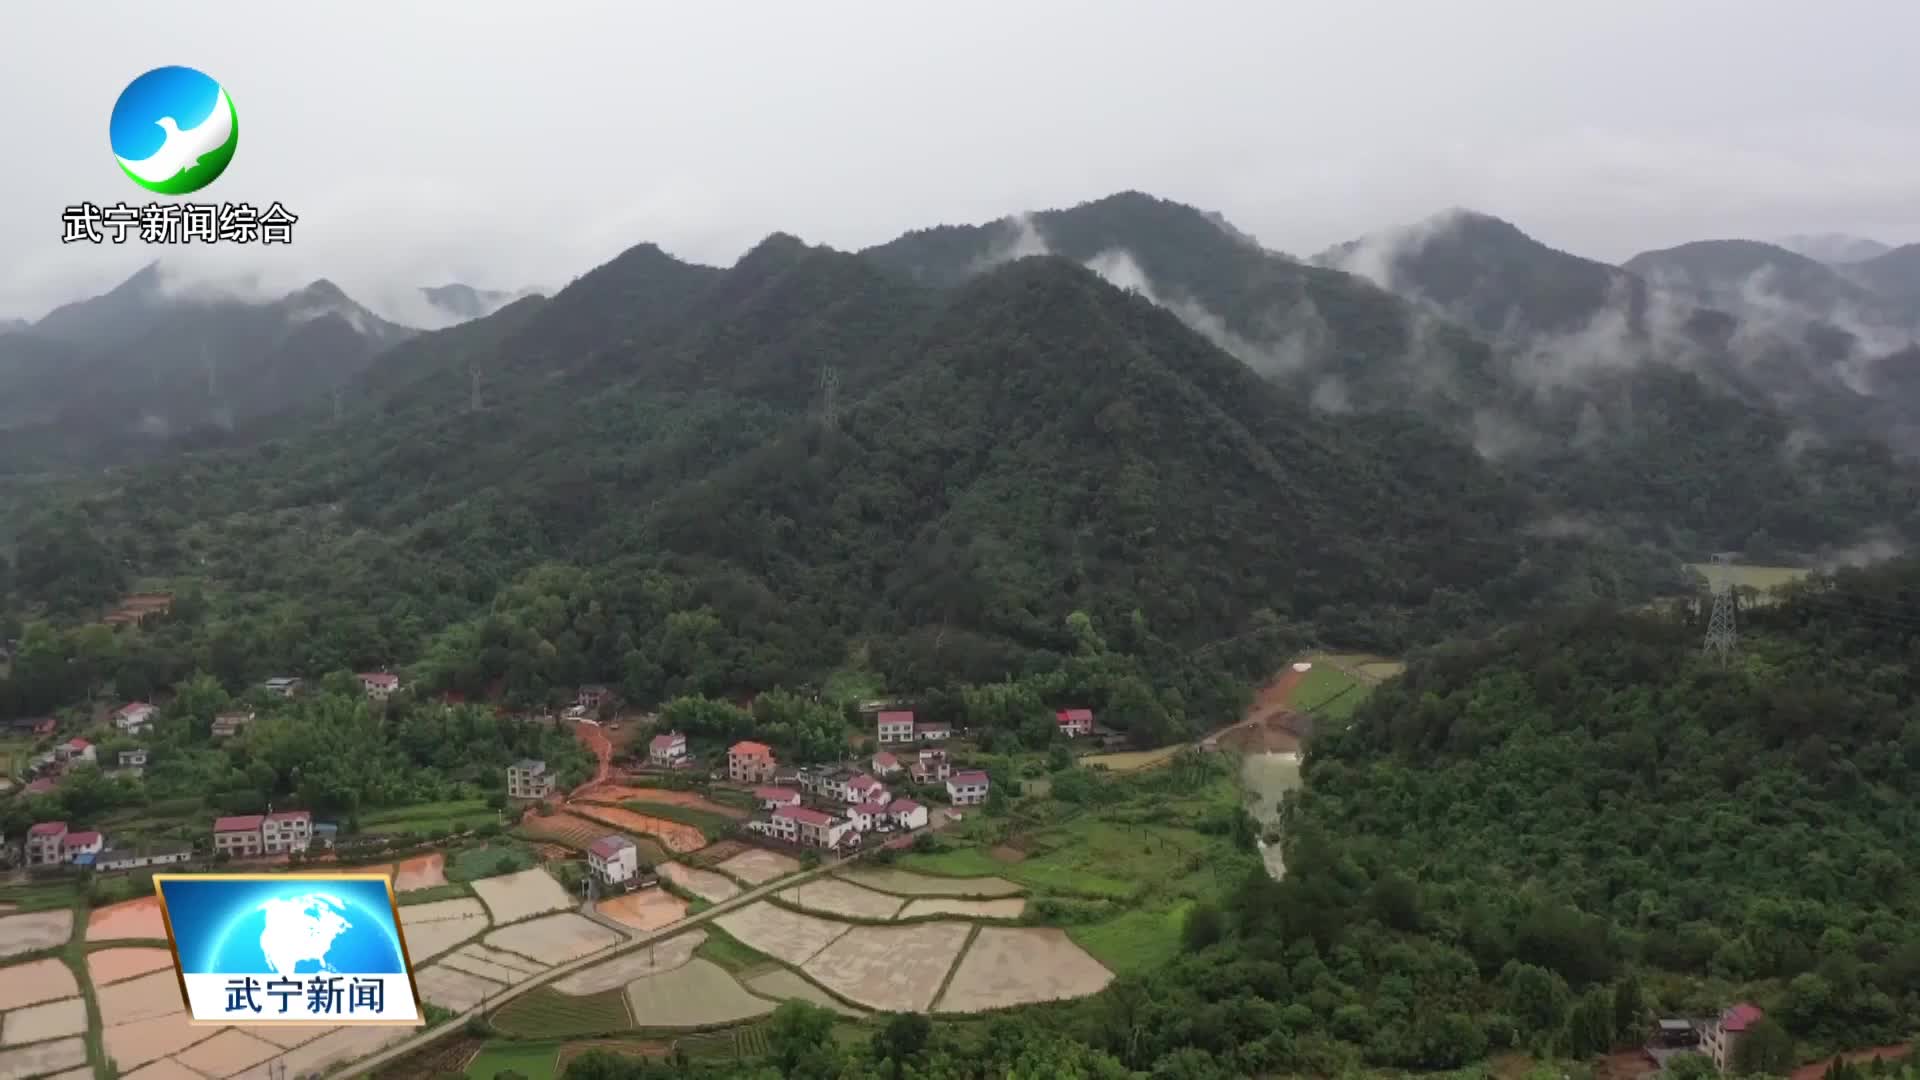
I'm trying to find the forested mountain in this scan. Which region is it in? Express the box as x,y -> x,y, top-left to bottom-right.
0,264 -> 413,469
1777,233 -> 1893,264
1623,239 -> 1904,328
1849,244 -> 1920,313
419,282 -> 539,323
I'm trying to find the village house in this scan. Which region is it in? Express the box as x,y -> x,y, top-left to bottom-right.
871,751 -> 901,778
844,774 -> 887,806
849,799 -> 891,832
801,766 -> 855,802
260,810 -> 312,854
648,731 -> 689,767
95,845 -> 193,873
213,815 -> 265,857
63,829 -> 105,864
947,769 -> 991,806
588,835 -> 640,885
263,677 -> 303,698
210,711 -> 255,739
113,702 -> 158,734
1056,708 -> 1095,738
8,716 -> 56,738
910,748 -> 952,784
914,720 -> 952,742
357,672 -> 401,700
876,710 -> 916,744
773,805 -> 853,849
25,822 -> 69,866
755,786 -> 802,811
1701,1003 -> 1764,1072
888,798 -> 929,830
728,741 -> 778,783
55,738 -> 96,766
577,685 -> 613,711
507,758 -> 554,800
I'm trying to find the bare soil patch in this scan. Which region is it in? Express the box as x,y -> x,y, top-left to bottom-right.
401,916 -> 487,962
0,996 -> 88,1045
86,947 -> 174,988
556,931 -> 706,995
252,1023 -> 334,1049
172,1028 -> 282,1075
97,969 -> 185,1026
746,969 -> 866,1016
269,1025 -> 411,1078
838,868 -> 1022,898
778,878 -> 904,921
0,1037 -> 86,1079
936,926 -> 1112,1012
102,1012 -> 214,1070
455,943 -> 548,977
401,896 -> 489,924
660,861 -> 739,904
87,896 -> 166,942
715,902 -> 851,966
589,787 -> 749,821
897,897 -> 1027,920
415,963 -> 507,1011
438,950 -> 539,986
0,911 -> 74,959
390,851 -> 449,891
801,921 -> 973,1013
570,805 -> 706,854
715,848 -> 800,886
485,912 -> 621,965
625,958 -> 772,1029
0,957 -> 79,1008
471,866 -> 573,925
124,1060 -> 207,1080
692,839 -> 749,866
597,889 -> 687,931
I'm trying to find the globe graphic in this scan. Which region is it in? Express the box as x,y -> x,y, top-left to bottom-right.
210,893 -> 406,975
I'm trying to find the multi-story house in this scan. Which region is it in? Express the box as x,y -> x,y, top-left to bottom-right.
946,770 -> 990,806
25,822 -> 69,866
870,751 -> 901,778
213,815 -> 266,858
648,732 -> 688,767
728,741 -> 777,783
357,672 -> 401,700
888,798 -> 929,830
113,702 -> 158,734
260,811 -> 312,854
588,835 -> 639,885
1056,708 -> 1095,737
844,774 -> 887,806
507,759 -> 554,800
876,711 -> 916,744
755,787 -> 802,810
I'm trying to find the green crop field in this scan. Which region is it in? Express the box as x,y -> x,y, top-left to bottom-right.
695,924 -> 772,974
359,799 -> 499,836
1070,899 -> 1195,976
1290,662 -> 1370,718
619,800 -> 737,840
465,1039 -> 562,1080
446,840 -> 539,883
491,986 -> 632,1038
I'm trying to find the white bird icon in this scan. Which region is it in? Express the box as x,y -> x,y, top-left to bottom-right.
117,89 -> 234,186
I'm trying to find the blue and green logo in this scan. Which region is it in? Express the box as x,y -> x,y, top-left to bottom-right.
109,66 -> 238,195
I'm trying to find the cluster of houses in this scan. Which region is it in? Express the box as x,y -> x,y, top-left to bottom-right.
1642,1002 -> 1767,1074
21,821 -> 193,872
212,809 -> 315,858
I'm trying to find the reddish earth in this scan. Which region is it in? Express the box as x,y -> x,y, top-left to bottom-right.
1203,665 -> 1311,753
585,786 -> 749,821
570,805 -> 705,854
573,722 -> 614,795
691,839 -> 749,866
1791,1045 -> 1911,1080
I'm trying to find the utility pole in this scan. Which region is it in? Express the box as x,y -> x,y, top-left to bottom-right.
819,365 -> 838,430
1703,552 -> 1738,664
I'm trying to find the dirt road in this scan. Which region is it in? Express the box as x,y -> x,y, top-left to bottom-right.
571,721 -> 614,796
1201,665 -> 1310,753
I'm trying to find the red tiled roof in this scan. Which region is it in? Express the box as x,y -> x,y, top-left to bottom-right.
588,836 -> 634,859
887,798 -> 922,814
27,821 -> 67,837
774,806 -> 833,827
358,673 -> 399,686
872,752 -> 898,766
754,787 -> 799,801
876,710 -> 914,724
650,732 -> 685,750
847,775 -> 880,791
67,737 -> 91,750
64,831 -> 102,847
854,799 -> 890,815
1723,1004 -> 1764,1032
914,720 -> 950,731
730,741 -> 772,757
1057,708 -> 1094,722
950,770 -> 989,785
214,815 -> 265,832
115,702 -> 155,718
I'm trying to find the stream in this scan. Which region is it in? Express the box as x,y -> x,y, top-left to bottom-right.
1240,751 -> 1301,880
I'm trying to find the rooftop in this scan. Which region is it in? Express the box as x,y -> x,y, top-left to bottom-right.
854,799 -> 890,815
730,740 -> 773,757
510,758 -> 547,773
64,830 -> 102,846
754,786 -> 800,800
877,710 -> 915,723
214,814 -> 266,832
1058,708 -> 1094,722
588,835 -> 636,859
27,821 -> 67,836
774,806 -> 834,827
887,798 -> 922,813
649,732 -> 686,749
1721,1003 -> 1764,1032
950,770 -> 990,784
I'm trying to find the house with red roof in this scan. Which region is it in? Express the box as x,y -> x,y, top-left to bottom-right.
728,740 -> 777,783
870,751 -> 901,777
261,810 -> 312,854
1056,708 -> 1095,737
1703,1003 -> 1765,1072
888,798 -> 929,831
357,672 -> 401,700
914,720 -> 952,742
755,787 -> 802,810
649,731 -> 688,767
55,737 -> 95,766
946,770 -> 991,806
771,805 -> 851,849
63,830 -> 105,863
113,702 -> 158,734
849,799 -> 892,832
587,835 -> 639,884
843,774 -> 887,806
876,710 -> 915,744
25,822 -> 68,866
213,814 -> 267,858
910,748 -> 951,784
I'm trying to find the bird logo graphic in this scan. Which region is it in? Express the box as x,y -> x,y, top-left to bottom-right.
109,66 -> 239,195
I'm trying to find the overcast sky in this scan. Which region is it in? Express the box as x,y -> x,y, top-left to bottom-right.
4,1 -> 1918,321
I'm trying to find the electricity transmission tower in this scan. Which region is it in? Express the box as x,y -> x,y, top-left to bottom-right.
819,365 -> 839,429
1703,552 -> 1738,663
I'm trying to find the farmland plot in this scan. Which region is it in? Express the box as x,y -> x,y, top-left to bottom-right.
102,1011 -> 215,1070
660,862 -> 738,903
714,903 -> 849,966
86,896 -> 166,941
839,868 -> 1022,898
173,1029 -> 282,1076
471,867 -> 572,924
624,959 -> 772,1029
746,969 -> 866,1016
0,958 -> 78,1008
0,911 -> 73,959
716,848 -> 800,886
485,912 -> 621,965
1,997 -> 88,1044
97,970 -> 184,1026
800,922 -> 972,1013
87,947 -> 175,987
937,927 -> 1113,1012
777,878 -> 904,920
0,1037 -> 86,1079
897,897 -> 1026,920
571,806 -> 705,854
597,889 -> 687,931
556,931 -> 705,994
415,964 -> 506,1011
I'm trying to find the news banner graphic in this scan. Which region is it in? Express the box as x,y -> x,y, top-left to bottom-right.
153,875 -> 422,1026
61,201 -> 298,245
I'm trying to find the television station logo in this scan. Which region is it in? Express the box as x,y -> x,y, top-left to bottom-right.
153,874 -> 422,1025
63,65 -> 298,246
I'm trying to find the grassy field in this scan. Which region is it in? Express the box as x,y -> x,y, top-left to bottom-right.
465,1039 -> 562,1080
0,879 -> 81,913
696,924 -> 773,974
619,801 -> 738,841
1080,746 -> 1183,772
491,985 -> 632,1038
445,840 -> 540,883
397,882 -> 475,906
1069,900 -> 1195,976
1290,661 -> 1370,718
360,799 -> 500,836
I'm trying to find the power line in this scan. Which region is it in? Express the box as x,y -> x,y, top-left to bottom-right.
1703,553 -> 1738,663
